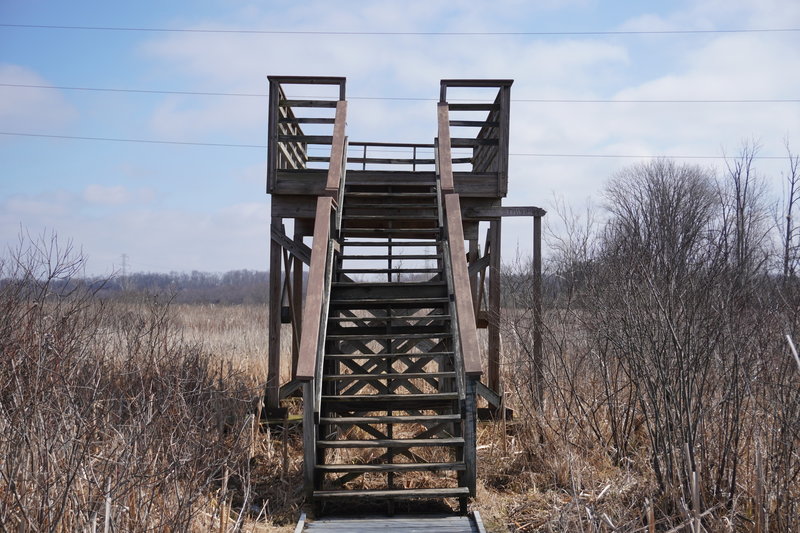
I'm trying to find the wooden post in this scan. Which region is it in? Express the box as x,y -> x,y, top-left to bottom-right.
487,219 -> 502,393
468,238 -> 480,316
302,381 -> 316,498
266,215 -> 283,411
533,215 -> 543,407
291,228 -> 304,379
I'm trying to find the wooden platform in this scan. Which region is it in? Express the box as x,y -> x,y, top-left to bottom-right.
296,512 -> 488,532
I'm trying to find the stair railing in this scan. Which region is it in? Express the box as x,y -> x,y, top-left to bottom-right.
435,102 -> 482,496
296,100 -> 347,497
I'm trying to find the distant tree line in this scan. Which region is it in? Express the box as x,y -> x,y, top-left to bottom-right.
99,269 -> 277,304
0,268 -> 290,305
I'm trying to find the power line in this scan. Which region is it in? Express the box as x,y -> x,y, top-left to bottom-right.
2,82 -> 797,104
0,131 -> 791,160
1,23 -> 798,36
0,131 -> 264,148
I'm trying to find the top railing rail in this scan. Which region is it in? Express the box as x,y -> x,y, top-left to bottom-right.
267,77 -> 346,192
435,108 -> 483,377
439,79 -> 512,194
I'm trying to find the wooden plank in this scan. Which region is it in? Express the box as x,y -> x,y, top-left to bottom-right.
279,117 -> 336,124
317,438 -> 463,448
313,487 -> 469,499
349,141 -> 435,149
278,134 -> 333,144
464,378 -> 478,496
292,229 -> 304,377
449,120 -> 499,128
296,197 -> 333,380
266,216 -> 283,409
497,85 -> 511,196
437,104 -> 454,192
532,215 -> 544,407
319,414 -> 460,424
444,194 -> 482,377
464,205 -> 546,219
294,511 -> 306,533
280,99 -> 338,108
487,219 -> 501,392
271,224 -> 311,265
302,382 -> 316,498
325,101 -> 347,195
266,81 -> 280,193
467,253 -> 490,277
450,138 -> 498,147
316,462 -> 465,473
446,103 -> 497,111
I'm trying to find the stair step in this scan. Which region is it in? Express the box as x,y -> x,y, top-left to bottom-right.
341,254 -> 441,260
342,240 -> 439,247
343,214 -> 438,220
345,203 -> 439,209
328,324 -> 450,335
338,268 -> 441,274
328,332 -> 452,342
324,351 -> 454,359
345,192 -> 437,198
323,372 -> 456,381
333,281 -> 446,288
342,228 -> 441,235
327,314 -> 451,322
316,462 -> 466,473
319,414 -> 461,424
329,297 -> 449,309
317,437 -> 464,449
323,392 -> 458,402
313,487 -> 469,500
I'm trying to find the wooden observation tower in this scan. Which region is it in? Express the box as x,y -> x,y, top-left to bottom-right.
264,77 -> 544,513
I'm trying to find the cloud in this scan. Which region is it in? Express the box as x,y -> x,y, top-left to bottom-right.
82,184 -> 155,206
1,190 -> 270,275
0,64 -> 78,131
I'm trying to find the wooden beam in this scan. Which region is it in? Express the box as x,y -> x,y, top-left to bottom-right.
291,228 -> 304,378
296,197 -> 333,380
325,101 -> 348,195
266,216 -> 283,410
533,215 -> 544,407
464,206 -> 547,219
445,194 -> 482,377
437,104 -> 454,193
487,220 -> 502,392
271,224 -> 312,265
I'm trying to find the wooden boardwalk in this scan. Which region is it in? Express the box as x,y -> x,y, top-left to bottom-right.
296,512 -> 487,532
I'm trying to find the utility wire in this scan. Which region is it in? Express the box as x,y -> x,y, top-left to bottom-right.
0,131 -> 790,160
0,131 -> 264,148
1,23 -> 798,36
2,83 -> 797,103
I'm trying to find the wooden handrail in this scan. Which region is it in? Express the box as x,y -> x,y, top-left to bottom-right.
444,193 -> 483,377
296,196 -> 334,380
437,103 -> 454,192
325,101 -> 347,196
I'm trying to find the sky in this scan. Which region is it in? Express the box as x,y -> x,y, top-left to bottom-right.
1,0 -> 799,275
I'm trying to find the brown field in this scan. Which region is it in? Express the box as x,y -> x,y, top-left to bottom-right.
3,226 -> 799,531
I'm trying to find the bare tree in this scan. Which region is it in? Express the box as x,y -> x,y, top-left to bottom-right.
782,140 -> 800,277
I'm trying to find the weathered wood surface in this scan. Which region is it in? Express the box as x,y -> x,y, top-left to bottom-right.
444,194 -> 482,377
301,513 -> 484,532
296,197 -> 334,380
325,101 -> 347,195
437,104 -> 454,192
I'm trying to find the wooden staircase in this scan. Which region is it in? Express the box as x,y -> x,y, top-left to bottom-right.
311,174 -> 475,513
268,78 -> 526,517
